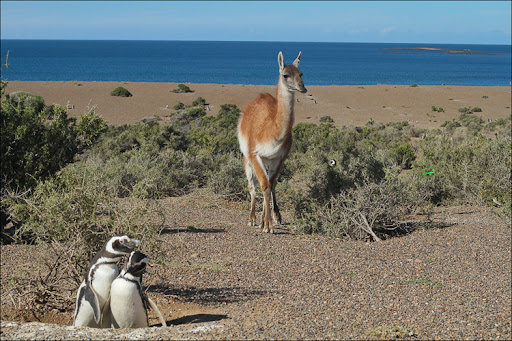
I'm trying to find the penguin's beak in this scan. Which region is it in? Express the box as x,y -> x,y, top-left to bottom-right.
125,238 -> 141,249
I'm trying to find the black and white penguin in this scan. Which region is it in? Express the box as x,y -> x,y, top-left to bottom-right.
73,234 -> 141,328
109,251 -> 166,328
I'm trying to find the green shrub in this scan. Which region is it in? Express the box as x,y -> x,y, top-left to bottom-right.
173,102 -> 185,110
410,131 -> 511,210
0,98 -> 79,191
110,86 -> 132,97
386,121 -> 409,131
171,84 -> 193,93
192,97 -> 206,107
432,106 -> 445,112
208,152 -> 246,199
388,143 -> 415,169
485,117 -> 509,132
319,115 -> 334,123
477,136 -> 511,214
440,120 -> 461,133
458,107 -> 472,114
472,107 -> 482,112
77,110 -> 108,147
0,94 -> 110,236
170,107 -> 207,128
292,122 -> 348,154
9,91 -> 45,112
67,103 -> 241,200
186,104 -> 240,155
459,113 -> 483,128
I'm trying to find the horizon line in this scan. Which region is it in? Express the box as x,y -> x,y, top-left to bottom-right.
1,38 -> 511,47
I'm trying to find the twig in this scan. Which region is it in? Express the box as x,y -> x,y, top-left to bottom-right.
359,212 -> 382,242
8,292 -> 18,309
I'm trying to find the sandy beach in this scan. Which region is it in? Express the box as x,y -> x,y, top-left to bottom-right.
5,81 -> 511,128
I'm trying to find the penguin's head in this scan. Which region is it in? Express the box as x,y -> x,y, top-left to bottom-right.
125,251 -> 148,278
106,234 -> 141,255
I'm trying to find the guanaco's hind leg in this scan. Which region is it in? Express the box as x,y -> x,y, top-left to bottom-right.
271,180 -> 282,225
265,156 -> 287,229
243,156 -> 258,227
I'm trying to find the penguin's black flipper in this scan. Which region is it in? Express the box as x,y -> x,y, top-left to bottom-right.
84,284 -> 101,324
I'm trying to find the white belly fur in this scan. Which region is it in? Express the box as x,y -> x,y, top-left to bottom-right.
93,265 -> 119,306
110,278 -> 147,328
238,118 -> 288,180
74,264 -> 119,327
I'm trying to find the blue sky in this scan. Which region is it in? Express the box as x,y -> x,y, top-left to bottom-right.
1,1 -> 510,44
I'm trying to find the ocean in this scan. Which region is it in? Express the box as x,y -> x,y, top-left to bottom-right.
1,40 -> 511,86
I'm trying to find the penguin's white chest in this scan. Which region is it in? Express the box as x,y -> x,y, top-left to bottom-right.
110,279 -> 148,328
92,265 -> 119,304
74,264 -> 119,327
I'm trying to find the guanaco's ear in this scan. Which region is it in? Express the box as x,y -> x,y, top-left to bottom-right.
292,51 -> 302,67
278,51 -> 285,73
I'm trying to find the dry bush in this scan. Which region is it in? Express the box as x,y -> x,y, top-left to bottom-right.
2,243 -> 82,319
207,152 -> 247,200
293,170 -> 412,241
5,172 -> 166,314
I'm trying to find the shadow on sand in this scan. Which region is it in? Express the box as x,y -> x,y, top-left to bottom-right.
150,313 -> 229,327
159,226 -> 225,234
147,283 -> 266,305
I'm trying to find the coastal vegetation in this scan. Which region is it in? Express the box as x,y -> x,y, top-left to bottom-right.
173,101 -> 185,110
2,89 -> 511,241
459,106 -> 482,114
110,86 -> 133,97
171,83 -> 194,93
1,84 -> 510,315
192,96 -> 207,106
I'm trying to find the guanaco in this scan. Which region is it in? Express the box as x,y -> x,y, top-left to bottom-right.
237,51 -> 307,233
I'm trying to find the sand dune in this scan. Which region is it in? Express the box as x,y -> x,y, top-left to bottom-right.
5,81 -> 511,128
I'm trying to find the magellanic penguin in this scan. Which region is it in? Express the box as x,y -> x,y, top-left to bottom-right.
73,234 -> 141,328
109,251 -> 167,328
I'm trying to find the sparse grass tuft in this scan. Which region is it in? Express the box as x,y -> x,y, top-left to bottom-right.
366,325 -> 417,339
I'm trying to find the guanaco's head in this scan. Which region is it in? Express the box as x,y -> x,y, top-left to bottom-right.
278,51 -> 307,94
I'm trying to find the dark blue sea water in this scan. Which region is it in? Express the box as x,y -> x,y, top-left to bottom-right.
1,40 -> 511,86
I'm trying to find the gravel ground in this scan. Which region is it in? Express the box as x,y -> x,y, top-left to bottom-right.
1,194 -> 511,340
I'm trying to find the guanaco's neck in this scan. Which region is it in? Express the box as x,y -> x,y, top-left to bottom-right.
275,78 -> 295,139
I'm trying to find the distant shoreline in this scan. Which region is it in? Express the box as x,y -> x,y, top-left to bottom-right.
4,81 -> 511,129
383,47 -> 502,55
